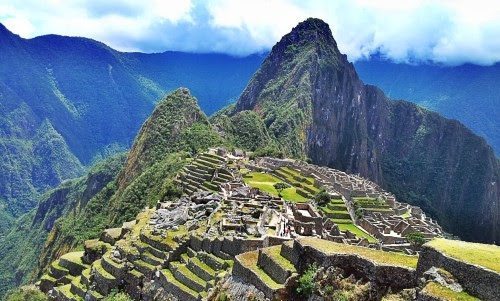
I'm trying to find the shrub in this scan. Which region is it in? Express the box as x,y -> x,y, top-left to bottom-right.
296,264 -> 318,297
274,182 -> 290,197
103,291 -> 133,301
314,190 -> 330,206
406,232 -> 426,251
5,286 -> 47,301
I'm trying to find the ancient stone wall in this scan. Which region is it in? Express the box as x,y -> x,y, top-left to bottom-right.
292,240 -> 417,290
417,246 -> 500,301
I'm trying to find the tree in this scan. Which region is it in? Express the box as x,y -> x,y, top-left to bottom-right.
274,182 -> 290,197
406,232 -> 426,251
314,189 -> 330,206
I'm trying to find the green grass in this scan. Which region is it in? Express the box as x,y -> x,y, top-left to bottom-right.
243,172 -> 308,202
93,260 -> 115,280
422,282 -> 479,301
263,246 -> 296,272
171,262 -> 206,287
400,210 -> 411,219
237,251 -> 283,289
298,237 -> 418,268
60,251 -> 85,264
161,269 -> 198,298
190,257 -> 216,276
276,167 -> 320,193
426,238 -> 500,272
337,223 -> 378,243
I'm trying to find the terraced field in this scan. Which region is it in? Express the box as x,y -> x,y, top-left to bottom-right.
175,152 -> 233,194
233,242 -> 297,298
353,197 -> 394,215
320,198 -> 377,243
243,166 -> 321,203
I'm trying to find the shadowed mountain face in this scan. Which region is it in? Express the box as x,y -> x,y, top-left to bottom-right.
233,18 -> 500,243
355,58 -> 500,155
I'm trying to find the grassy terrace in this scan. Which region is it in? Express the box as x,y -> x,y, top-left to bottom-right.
353,197 -> 393,212
161,269 -> 199,298
243,172 -> 308,202
320,198 -> 378,243
237,251 -> 283,290
275,167 -> 320,195
337,223 -> 377,243
422,282 -> 479,301
426,238 -> 500,272
263,246 -> 296,272
298,237 -> 418,268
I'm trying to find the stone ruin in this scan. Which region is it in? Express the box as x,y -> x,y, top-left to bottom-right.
254,157 -> 443,250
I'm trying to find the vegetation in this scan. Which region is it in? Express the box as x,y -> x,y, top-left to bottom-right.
0,154 -> 125,298
273,182 -> 290,197
237,251 -> 282,290
102,290 -> 134,301
212,110 -> 274,152
314,190 -> 331,206
337,224 -> 378,243
296,264 -> 317,297
405,232 -> 426,251
4,285 -> 47,301
426,238 -> 500,272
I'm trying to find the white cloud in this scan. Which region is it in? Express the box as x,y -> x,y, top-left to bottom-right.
0,0 -> 499,65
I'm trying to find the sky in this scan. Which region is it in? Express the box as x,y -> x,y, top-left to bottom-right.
1,0 -> 499,65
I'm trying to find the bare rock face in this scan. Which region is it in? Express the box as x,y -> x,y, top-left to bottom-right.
232,18 -> 499,243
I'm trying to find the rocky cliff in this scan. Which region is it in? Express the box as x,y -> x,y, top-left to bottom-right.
232,18 -> 499,243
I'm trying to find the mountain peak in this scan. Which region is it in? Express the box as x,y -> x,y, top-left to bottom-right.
117,87 -> 210,188
293,18 -> 332,36
235,18 -> 348,113
275,17 -> 341,55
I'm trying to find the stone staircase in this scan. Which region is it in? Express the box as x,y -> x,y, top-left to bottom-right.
232,242 -> 297,299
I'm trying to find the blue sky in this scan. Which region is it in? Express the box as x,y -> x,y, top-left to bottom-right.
1,0 -> 499,65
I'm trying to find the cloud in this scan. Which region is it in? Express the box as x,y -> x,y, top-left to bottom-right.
0,0 -> 499,65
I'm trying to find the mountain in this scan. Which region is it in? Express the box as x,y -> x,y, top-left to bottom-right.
0,88 -> 221,297
354,58 -> 500,155
0,23 -> 263,224
229,18 -> 500,243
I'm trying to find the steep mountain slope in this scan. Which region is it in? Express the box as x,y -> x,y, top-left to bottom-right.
0,154 -> 125,297
355,58 -> 500,154
0,23 -> 262,222
230,18 -> 499,243
0,108 -> 83,227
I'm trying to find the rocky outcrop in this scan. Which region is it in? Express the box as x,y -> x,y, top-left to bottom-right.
232,18 -> 500,243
